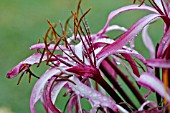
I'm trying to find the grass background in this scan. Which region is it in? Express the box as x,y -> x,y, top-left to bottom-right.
0,0 -> 163,113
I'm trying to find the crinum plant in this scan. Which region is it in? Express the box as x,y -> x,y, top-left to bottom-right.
7,0 -> 170,113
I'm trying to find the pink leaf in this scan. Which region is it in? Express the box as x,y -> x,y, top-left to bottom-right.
7,53 -> 46,78
137,72 -> 170,102
157,27 -> 170,58
100,5 -> 158,34
68,76 -> 119,112
30,43 -> 70,51
44,77 -> 62,113
30,68 -> 61,113
142,25 -> 155,58
146,59 -> 170,68
97,14 -> 160,59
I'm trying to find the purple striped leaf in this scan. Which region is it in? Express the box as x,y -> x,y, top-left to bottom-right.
7,53 -> 47,78
97,14 -> 160,59
146,59 -> 170,68
30,68 -> 61,113
137,72 -> 170,102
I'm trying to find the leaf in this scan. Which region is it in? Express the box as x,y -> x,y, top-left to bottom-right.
157,27 -> 170,58
146,59 -> 170,68
30,68 -> 61,113
137,72 -> 170,102
7,53 -> 47,78
68,76 -> 120,112
142,25 -> 155,58
97,14 -> 160,59
100,5 -> 158,35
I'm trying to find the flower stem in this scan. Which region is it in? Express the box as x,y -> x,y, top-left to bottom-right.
100,59 -> 137,110
155,44 -> 162,105
105,57 -> 145,105
93,70 -> 132,111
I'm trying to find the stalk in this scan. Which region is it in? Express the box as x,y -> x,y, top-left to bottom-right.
93,72 -> 132,111
100,60 -> 137,110
162,44 -> 170,112
155,44 -> 162,105
105,57 -> 145,105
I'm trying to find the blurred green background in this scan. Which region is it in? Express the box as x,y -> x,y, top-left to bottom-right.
0,0 -> 163,113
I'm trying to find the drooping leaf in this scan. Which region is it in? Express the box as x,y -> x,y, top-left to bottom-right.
7,53 -> 47,78
97,14 -> 160,59
137,72 -> 170,102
